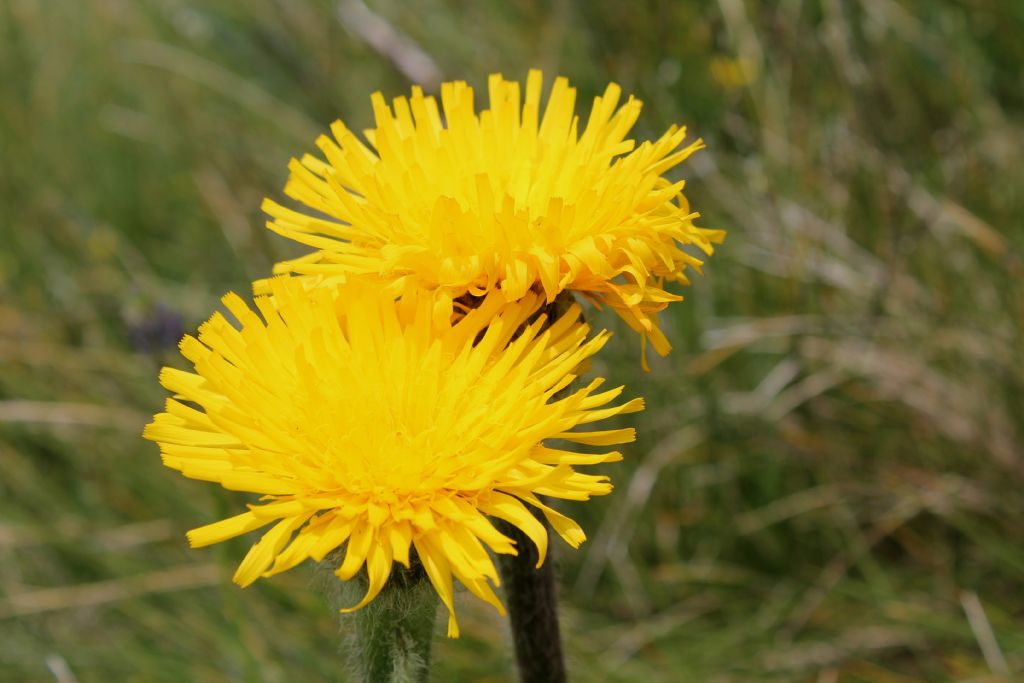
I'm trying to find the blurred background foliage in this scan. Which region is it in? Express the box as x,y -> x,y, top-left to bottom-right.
1,0 -> 1022,681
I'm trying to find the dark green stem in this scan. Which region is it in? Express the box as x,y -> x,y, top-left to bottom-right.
493,290 -> 579,683
497,510 -> 567,683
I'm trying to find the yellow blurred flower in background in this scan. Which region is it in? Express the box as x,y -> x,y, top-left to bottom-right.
709,55 -> 759,90
260,70 -> 723,366
144,278 -> 642,637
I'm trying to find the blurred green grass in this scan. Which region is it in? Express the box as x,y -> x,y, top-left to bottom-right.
2,0 -> 1023,681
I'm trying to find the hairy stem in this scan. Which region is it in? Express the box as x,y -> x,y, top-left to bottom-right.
332,560 -> 438,683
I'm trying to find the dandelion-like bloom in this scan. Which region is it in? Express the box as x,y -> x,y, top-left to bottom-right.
260,70 -> 724,366
143,279 -> 642,636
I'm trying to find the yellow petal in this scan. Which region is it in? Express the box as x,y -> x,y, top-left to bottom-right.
233,513 -> 312,587
187,511 -> 269,548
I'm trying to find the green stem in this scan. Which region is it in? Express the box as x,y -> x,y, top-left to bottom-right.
496,291 -> 576,683
335,560 -> 438,683
496,511 -> 567,683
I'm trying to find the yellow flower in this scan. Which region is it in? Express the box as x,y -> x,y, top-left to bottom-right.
143,278 -> 642,637
709,55 -> 759,90
260,70 -> 724,367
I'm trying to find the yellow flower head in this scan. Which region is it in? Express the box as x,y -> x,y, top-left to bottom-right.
143,278 -> 642,636
260,70 -> 724,366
